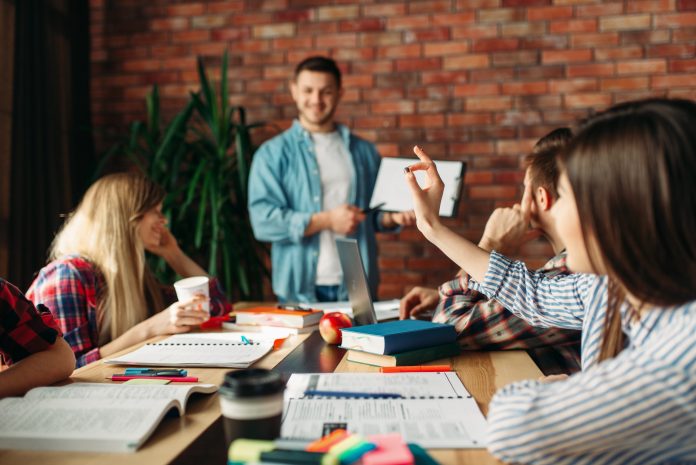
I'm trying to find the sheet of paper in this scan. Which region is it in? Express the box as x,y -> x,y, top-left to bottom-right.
285,372 -> 470,398
281,398 -> 486,448
281,372 -> 486,448
370,158 -> 465,217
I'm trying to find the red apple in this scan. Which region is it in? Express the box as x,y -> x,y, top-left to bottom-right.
319,312 -> 353,345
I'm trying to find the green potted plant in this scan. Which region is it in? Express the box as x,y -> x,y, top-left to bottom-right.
98,52 -> 270,300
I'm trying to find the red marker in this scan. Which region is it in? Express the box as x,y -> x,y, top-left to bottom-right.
109,375 -> 199,383
380,365 -> 452,373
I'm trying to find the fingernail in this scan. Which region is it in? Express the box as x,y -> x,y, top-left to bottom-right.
404,167 -> 410,173
414,145 -> 421,151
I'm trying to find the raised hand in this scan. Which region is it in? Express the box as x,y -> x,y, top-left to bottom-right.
404,146 -> 445,238
478,182 -> 543,254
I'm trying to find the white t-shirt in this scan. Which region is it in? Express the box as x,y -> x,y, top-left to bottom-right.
312,131 -> 354,286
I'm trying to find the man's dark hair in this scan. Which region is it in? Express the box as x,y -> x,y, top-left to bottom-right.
294,56 -> 342,88
523,127 -> 573,200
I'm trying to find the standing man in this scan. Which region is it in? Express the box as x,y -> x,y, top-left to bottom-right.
248,56 -> 414,303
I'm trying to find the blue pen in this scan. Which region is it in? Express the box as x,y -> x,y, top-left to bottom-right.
303,390 -> 402,398
241,335 -> 251,345
125,368 -> 187,376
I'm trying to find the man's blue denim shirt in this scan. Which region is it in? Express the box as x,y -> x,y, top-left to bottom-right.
248,120 -> 397,303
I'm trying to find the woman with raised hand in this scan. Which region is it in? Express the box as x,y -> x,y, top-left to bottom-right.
404,98 -> 696,464
27,172 -> 230,368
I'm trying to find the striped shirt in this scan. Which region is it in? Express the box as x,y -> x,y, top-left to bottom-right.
434,251 -> 581,376
470,252 -> 696,465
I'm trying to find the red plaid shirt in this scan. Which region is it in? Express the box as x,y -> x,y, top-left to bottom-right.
1,278 -> 61,366
26,255 -> 231,367
433,252 -> 581,375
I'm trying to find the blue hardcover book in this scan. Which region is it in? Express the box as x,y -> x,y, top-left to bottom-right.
340,320 -> 457,355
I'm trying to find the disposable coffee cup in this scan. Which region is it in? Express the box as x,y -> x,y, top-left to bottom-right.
173,276 -> 210,317
219,369 -> 285,447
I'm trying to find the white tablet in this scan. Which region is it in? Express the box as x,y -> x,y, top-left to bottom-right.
369,157 -> 466,218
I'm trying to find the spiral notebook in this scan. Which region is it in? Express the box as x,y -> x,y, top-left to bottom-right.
104,333 -> 274,368
281,372 -> 487,448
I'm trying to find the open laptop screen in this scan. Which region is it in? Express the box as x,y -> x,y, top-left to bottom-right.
335,238 -> 378,326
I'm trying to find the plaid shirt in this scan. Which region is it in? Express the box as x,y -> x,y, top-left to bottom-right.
433,252 -> 581,375
1,278 -> 61,366
26,255 -> 231,367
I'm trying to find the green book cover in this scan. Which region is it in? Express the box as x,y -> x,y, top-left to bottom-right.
347,342 -> 461,367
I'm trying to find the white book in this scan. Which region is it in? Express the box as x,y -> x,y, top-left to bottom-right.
104,333 -> 274,368
0,383 -> 217,453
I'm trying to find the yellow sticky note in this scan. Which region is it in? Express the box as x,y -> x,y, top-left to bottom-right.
123,379 -> 171,385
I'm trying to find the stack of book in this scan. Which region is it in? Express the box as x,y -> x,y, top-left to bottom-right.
223,306 -> 323,335
340,319 -> 460,367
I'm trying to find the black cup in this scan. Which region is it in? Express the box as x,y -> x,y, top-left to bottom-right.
219,368 -> 286,447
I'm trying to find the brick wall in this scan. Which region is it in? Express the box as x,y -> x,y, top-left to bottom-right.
90,0 -> 696,299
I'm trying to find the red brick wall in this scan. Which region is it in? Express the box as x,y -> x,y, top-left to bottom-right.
90,0 -> 696,299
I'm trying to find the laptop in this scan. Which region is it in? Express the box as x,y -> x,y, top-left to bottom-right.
335,238 -> 381,326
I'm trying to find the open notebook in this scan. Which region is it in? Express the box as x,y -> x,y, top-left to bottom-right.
105,333 -> 274,368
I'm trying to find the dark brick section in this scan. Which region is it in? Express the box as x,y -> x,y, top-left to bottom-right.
90,0 -> 696,298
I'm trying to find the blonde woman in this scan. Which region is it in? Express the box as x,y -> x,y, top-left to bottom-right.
27,172 -> 230,367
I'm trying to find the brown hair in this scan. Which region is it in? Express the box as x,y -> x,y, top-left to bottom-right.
294,56 -> 342,88
51,172 -> 166,341
561,98 -> 696,360
524,127 -> 573,200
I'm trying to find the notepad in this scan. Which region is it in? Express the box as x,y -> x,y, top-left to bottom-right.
0,383 -> 217,452
369,157 -> 466,218
104,333 -> 274,368
281,372 -> 487,449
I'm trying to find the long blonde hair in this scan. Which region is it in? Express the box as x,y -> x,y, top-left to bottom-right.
51,172 -> 166,342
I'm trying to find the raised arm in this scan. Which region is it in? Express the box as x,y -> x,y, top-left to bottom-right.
404,145 -> 524,283
405,145 -> 590,330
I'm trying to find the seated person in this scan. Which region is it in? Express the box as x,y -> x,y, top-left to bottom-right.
400,129 -> 581,375
0,278 -> 75,397
405,98 -> 696,464
27,172 -> 230,367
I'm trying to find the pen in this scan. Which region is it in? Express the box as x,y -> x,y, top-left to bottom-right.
362,202 -> 386,214
109,375 -> 199,382
380,365 -> 452,373
303,390 -> 402,398
124,368 -> 187,376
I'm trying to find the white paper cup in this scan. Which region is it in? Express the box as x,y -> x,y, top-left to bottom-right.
173,276 -> 210,316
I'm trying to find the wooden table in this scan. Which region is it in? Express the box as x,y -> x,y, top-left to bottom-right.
0,331 -> 541,465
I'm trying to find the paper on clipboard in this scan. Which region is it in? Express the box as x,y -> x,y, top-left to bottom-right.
369,157 -> 466,217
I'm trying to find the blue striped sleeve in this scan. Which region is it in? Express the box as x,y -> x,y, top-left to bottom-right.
468,251 -> 596,331
486,315 -> 696,465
